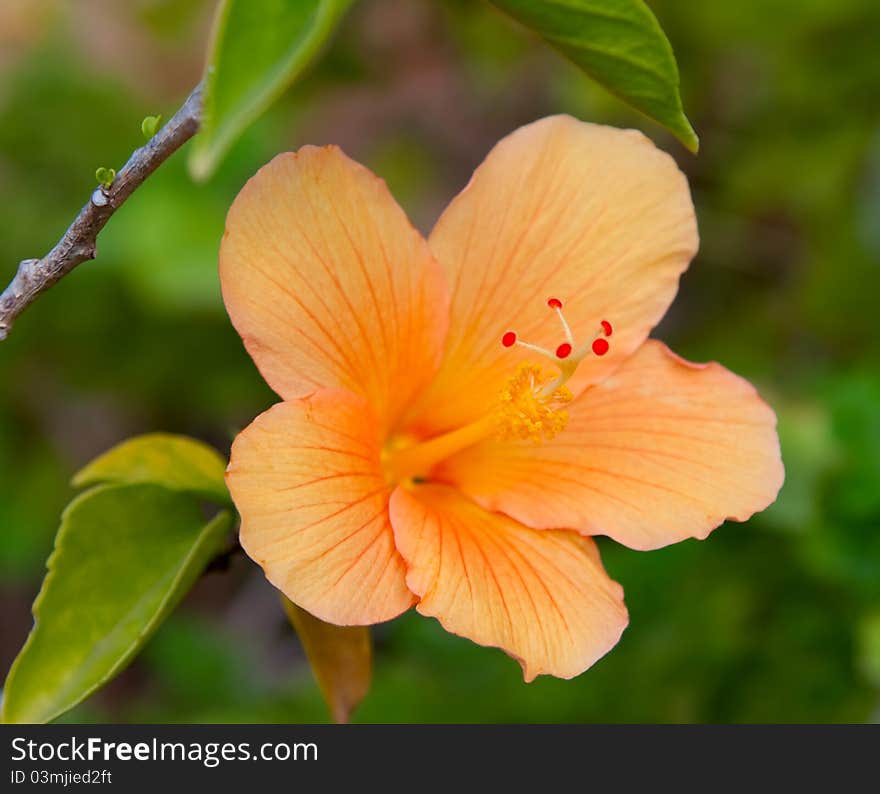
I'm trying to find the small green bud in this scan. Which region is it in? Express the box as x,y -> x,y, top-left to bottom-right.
141,114 -> 163,139
95,167 -> 116,188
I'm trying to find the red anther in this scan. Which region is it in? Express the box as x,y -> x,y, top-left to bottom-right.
502,331 -> 517,348
592,338 -> 610,356
600,320 -> 613,337
555,343 -> 572,359
547,297 -> 563,309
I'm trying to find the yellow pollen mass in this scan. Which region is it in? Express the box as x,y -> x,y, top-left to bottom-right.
495,364 -> 572,442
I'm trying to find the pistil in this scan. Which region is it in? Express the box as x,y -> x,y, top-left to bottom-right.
385,298 -> 613,484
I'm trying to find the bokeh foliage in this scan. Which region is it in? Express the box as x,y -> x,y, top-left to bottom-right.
0,0 -> 878,722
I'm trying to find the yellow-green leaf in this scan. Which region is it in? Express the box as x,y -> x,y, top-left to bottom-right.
490,0 -> 698,151
141,114 -> 163,139
2,485 -> 232,724
189,0 -> 353,180
282,597 -> 372,724
72,433 -> 230,506
94,166 -> 115,187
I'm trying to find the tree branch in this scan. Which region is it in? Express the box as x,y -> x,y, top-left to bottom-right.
0,83 -> 203,341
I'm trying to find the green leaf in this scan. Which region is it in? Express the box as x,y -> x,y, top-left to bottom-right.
489,0 -> 698,151
189,0 -> 353,180
2,484 -> 232,724
141,114 -> 163,139
94,166 -> 115,187
72,433 -> 230,506
282,596 -> 372,724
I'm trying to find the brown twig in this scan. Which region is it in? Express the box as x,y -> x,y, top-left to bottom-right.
0,83 -> 203,341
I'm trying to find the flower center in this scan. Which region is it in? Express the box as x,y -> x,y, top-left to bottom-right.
498,297 -> 612,436
495,363 -> 573,442
384,297 -> 612,483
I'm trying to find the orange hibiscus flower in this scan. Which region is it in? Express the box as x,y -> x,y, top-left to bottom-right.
221,116 -> 783,681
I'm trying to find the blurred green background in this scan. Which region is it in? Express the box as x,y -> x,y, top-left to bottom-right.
1,0 -> 879,723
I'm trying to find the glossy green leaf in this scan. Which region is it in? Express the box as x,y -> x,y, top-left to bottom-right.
2,484 -> 232,724
282,596 -> 372,724
189,0 -> 353,180
72,433 -> 230,505
489,0 -> 698,151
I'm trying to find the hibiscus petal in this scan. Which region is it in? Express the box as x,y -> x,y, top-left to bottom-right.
389,484 -> 628,681
406,116 -> 698,435
438,340 -> 784,551
220,146 -> 449,432
228,389 -> 415,625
